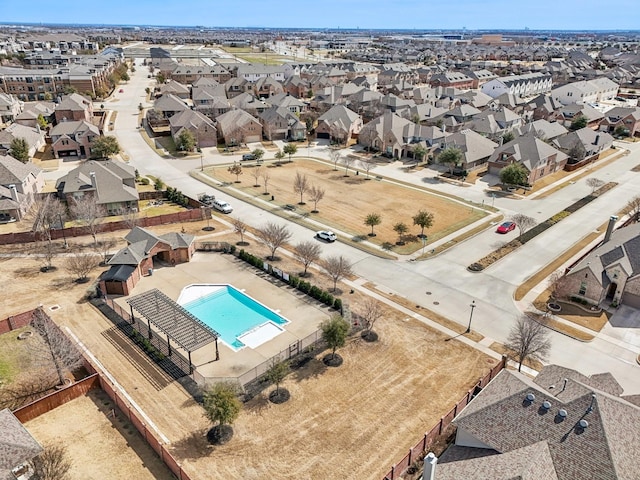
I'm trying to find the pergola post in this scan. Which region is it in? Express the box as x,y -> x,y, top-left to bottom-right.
146,316 -> 152,339
166,334 -> 172,356
215,337 -> 219,361
129,305 -> 135,325
188,350 -> 193,374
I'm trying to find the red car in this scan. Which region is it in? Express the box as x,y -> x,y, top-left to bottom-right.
496,221 -> 516,234
119,89 -> 124,93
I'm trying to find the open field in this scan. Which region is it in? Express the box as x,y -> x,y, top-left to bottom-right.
207,158 -> 486,253
25,390 -> 174,480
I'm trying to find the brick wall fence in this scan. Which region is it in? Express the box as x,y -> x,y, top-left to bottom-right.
0,208 -> 206,246
382,356 -> 507,480
0,309 -> 37,335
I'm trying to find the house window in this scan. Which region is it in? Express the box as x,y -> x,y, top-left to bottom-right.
578,282 -> 587,296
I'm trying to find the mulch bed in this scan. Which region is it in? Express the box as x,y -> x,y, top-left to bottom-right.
207,424 -> 234,445
268,388 -> 291,404
322,353 -> 343,367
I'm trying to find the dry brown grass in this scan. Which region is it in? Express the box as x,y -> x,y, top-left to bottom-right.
532,289 -> 610,332
207,159 -> 486,254
25,391 -> 174,479
526,313 -> 595,342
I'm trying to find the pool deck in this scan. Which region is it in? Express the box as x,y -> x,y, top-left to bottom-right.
114,252 -> 330,380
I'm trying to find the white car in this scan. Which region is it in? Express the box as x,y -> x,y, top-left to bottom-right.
316,230 -> 337,242
212,199 -> 233,214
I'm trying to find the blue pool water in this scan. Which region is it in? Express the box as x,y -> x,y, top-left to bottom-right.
182,286 -> 288,350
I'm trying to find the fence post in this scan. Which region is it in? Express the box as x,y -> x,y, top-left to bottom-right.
438,416 -> 444,435
391,465 -> 395,480
408,448 -> 412,467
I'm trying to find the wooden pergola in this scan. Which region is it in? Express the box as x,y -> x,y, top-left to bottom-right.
127,288 -> 219,371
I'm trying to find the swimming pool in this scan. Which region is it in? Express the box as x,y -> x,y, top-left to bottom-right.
178,284 -> 289,351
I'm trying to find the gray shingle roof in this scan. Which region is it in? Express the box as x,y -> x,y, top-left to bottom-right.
0,156 -> 41,186
0,408 -> 43,480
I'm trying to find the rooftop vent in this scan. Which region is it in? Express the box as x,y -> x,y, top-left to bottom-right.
525,393 -> 536,402
579,419 -> 589,429
542,401 -> 552,410
558,409 -> 568,419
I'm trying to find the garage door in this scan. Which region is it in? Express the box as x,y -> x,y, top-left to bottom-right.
317,132 -> 330,139
622,292 -> 640,309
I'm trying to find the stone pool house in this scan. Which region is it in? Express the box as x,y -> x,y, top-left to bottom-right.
99,227 -> 195,296
563,223 -> 640,308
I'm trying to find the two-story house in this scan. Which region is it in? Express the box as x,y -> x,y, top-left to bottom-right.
49,120 -> 100,158
0,154 -> 44,221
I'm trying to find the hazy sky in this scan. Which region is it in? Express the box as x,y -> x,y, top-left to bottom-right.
3,0 -> 640,31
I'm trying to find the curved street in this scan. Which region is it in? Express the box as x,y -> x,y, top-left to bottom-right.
105,61 -> 640,393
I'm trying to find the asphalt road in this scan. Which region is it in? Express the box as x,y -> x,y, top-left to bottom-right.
101,61 -> 640,394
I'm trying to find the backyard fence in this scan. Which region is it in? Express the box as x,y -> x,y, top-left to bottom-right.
382,356 -> 507,480
0,308 -> 37,335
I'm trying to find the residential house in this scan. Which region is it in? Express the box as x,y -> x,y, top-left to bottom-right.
435,365 -> 640,480
159,80 -> 190,100
0,155 -> 43,221
525,94 -> 563,121
550,78 -> 619,106
469,108 -> 523,140
153,94 -> 190,119
434,129 -> 499,170
487,135 -> 568,185
0,93 -> 23,125
227,93 -> 270,117
169,64 -> 231,85
407,103 -> 448,124
481,72 -> 553,99
564,223 -> 640,308
316,105 -> 362,144
259,106 -> 306,141
266,92 -> 307,115
100,227 -> 195,296
457,90 -> 494,109
224,77 -> 253,99
235,64 -> 286,82
55,159 -> 138,215
215,109 -> 262,145
169,110 -> 217,148
462,69 -> 498,88
557,103 -> 604,129
253,76 -> 285,99
516,119 -> 568,142
0,123 -> 46,158
282,75 -> 310,99
53,92 -> 93,123
49,120 -> 100,158
191,79 -> 230,119
599,106 -> 640,137
428,71 -> 475,90
553,127 -> 614,169
379,93 -> 415,115
14,101 -> 55,128
0,408 -> 44,480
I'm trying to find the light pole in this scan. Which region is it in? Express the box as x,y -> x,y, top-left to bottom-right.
466,300 -> 476,334
200,152 -> 204,172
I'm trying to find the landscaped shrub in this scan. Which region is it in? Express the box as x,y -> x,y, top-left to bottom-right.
549,211 -> 571,224
298,281 -> 310,294
333,298 -> 342,311
289,276 -> 299,288
324,292 -> 334,306
309,285 -> 322,299
140,177 -> 150,185
239,249 -> 246,260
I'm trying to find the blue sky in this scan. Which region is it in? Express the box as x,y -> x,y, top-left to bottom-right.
3,0 -> 640,30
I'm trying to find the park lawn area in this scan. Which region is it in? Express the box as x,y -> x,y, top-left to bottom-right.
208,159 -> 486,254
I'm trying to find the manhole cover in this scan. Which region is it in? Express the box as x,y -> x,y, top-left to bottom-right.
433,301 -> 440,305
49,305 -> 60,311
426,291 -> 432,295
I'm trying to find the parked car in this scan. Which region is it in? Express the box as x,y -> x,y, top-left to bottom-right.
212,199 -> 233,213
119,89 -> 124,93
198,194 -> 216,206
496,221 -> 516,234
316,230 -> 337,242
242,153 -> 256,161
0,213 -> 16,224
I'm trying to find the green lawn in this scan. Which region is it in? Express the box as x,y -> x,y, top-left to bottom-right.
0,326 -> 32,385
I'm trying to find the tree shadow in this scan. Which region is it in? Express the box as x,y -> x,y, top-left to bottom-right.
291,357 -> 327,382
243,392 -> 271,415
170,428 -> 214,459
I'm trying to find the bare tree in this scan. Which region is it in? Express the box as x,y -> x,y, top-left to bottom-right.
293,241 -> 322,277
121,207 -> 139,229
330,149 -> 342,171
29,309 -> 84,386
505,315 -> 552,372
293,171 -> 309,205
0,372 -> 58,410
232,218 -> 248,245
360,297 -> 384,340
510,213 -> 537,240
626,195 -> 640,222
30,443 -> 73,480
323,255 -> 353,292
308,185 -> 325,213
586,177 -> 605,194
359,157 -> 376,179
343,155 -> 355,176
251,166 -> 262,187
96,237 -> 117,264
261,169 -> 271,195
29,195 -> 67,271
64,252 -> 99,283
70,196 -> 106,247
548,271 -> 572,302
256,222 -> 292,260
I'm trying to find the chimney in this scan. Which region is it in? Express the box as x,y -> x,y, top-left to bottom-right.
423,452 -> 438,480
603,215 -> 618,243
89,171 -> 96,188
8,184 -> 18,202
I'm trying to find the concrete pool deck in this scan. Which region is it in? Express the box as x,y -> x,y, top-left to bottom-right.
114,252 -> 330,381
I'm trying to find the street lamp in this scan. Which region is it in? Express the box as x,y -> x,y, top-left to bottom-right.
466,300 -> 476,334
200,152 -> 204,172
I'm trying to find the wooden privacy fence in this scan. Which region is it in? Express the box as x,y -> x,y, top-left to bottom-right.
382,356 -> 507,480
0,308 -> 37,334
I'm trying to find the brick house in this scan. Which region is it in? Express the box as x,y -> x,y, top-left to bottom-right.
316,104 -> 362,143
487,135 -> 568,185
169,110 -> 217,148
564,223 -> 640,308
99,227 -> 195,296
53,93 -> 93,123
0,155 -> 44,221
215,109 -> 262,145
49,120 -> 100,158
599,106 -> 640,137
